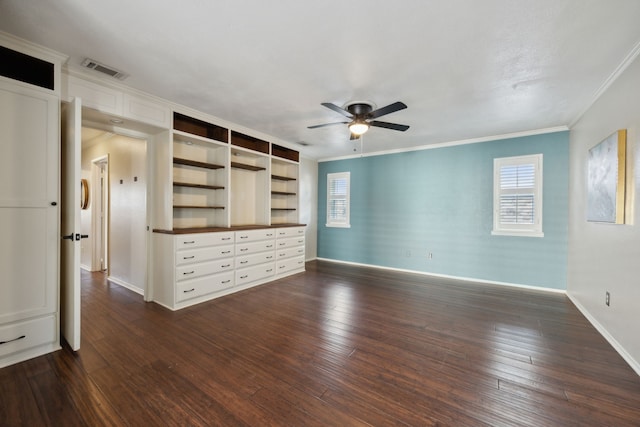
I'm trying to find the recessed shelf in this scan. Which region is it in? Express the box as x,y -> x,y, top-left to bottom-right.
174,182 -> 225,190
271,174 -> 296,181
174,157 -> 224,170
271,191 -> 296,196
231,161 -> 266,171
173,205 -> 225,209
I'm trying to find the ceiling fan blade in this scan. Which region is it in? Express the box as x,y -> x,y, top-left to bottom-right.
308,121 -> 349,129
368,101 -> 407,119
369,120 -> 410,131
321,102 -> 353,118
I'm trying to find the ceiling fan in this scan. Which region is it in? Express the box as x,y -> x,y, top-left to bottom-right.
308,101 -> 409,139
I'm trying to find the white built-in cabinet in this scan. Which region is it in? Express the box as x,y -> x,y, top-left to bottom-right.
151,112 -> 305,310
0,34 -> 65,368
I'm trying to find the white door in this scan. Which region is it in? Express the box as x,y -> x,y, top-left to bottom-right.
0,80 -> 59,325
60,98 -> 82,351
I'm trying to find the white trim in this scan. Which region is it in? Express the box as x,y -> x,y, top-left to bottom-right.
107,276 -> 144,296
318,126 -> 568,162
567,293 -> 640,377
569,39 -> 640,128
315,257 -> 566,294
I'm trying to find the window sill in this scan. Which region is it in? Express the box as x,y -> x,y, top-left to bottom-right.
326,223 -> 351,228
492,229 -> 544,238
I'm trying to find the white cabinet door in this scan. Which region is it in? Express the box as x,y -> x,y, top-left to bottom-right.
0,81 -> 59,325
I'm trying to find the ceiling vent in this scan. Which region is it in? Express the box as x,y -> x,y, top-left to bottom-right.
81,58 -> 128,80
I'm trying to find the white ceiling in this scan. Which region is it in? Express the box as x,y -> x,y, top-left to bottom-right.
2,0 -> 640,160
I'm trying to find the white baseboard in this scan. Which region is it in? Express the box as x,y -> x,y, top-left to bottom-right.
567,293 -> 640,377
315,257 -> 566,294
107,276 -> 144,296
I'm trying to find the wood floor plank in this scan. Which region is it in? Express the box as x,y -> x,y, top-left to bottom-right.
2,262 -> 640,426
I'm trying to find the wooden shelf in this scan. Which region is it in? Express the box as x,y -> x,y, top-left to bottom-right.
173,205 -> 225,209
231,161 -> 266,171
174,157 -> 224,170
271,174 -> 296,181
174,112 -> 228,142
174,182 -> 224,190
271,191 -> 296,196
271,208 -> 297,211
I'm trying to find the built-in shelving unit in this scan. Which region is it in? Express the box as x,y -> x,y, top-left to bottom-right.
151,112 -> 305,311
270,144 -> 299,225
156,112 -> 302,231
171,114 -> 229,229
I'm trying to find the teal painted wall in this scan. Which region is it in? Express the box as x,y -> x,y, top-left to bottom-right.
317,132 -> 569,289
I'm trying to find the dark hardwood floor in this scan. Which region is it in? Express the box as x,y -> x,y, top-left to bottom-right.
2,260 -> 640,426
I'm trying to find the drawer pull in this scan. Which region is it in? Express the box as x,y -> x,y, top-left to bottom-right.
183,255 -> 195,260
240,275 -> 248,279
279,232 -> 285,235
183,288 -> 196,293
298,261 -> 304,264
279,265 -> 286,269
222,280 -> 231,284
240,248 -> 248,252
183,240 -> 195,245
266,256 -> 273,259
240,260 -> 249,264
298,249 -> 303,253
0,335 -> 26,345
279,243 -> 286,246
266,233 -> 274,237
222,250 -> 231,254
280,253 -> 285,257
298,240 -> 304,243
240,235 -> 249,239
222,237 -> 231,241
266,269 -> 273,272
221,264 -> 231,268
183,271 -> 195,275
266,245 -> 273,248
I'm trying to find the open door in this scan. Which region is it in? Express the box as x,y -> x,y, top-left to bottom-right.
60,97 -> 82,351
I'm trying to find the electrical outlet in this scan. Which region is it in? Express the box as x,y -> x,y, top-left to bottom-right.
606,291 -> 610,306
428,252 -> 433,260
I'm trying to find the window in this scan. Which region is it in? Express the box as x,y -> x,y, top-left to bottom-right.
326,172 -> 350,228
492,154 -> 543,237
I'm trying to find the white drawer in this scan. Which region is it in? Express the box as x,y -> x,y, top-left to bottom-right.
176,259 -> 234,282
236,251 -> 276,269
175,244 -> 234,265
277,246 -> 305,260
0,315 -> 57,358
276,226 -> 305,238
236,262 -> 275,286
235,228 -> 276,243
176,271 -> 234,302
276,255 -> 306,275
236,239 -> 275,256
175,232 -> 234,250
276,236 -> 305,250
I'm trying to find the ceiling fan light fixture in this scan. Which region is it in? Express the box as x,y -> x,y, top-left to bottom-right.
349,121 -> 369,136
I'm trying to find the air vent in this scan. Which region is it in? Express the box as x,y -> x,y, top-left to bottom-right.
81,58 -> 128,80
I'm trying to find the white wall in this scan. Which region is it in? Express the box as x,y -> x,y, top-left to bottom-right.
299,156 -> 318,260
81,132 -> 147,294
568,54 -> 640,374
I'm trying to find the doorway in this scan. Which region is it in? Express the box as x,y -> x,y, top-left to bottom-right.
91,155 -> 109,272
80,128 -> 148,296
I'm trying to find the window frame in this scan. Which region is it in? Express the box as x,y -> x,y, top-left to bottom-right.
326,171 -> 351,228
492,154 -> 544,238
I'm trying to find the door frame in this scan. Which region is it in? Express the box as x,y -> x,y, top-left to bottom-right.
91,155 -> 109,272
